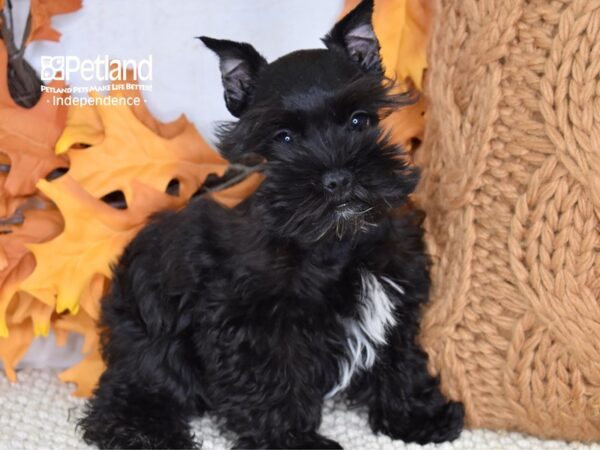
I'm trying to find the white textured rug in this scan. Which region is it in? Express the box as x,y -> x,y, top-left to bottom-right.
0,370 -> 597,450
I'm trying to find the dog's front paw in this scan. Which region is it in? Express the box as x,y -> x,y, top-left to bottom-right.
370,400 -> 464,445
295,432 -> 343,449
235,431 -> 342,449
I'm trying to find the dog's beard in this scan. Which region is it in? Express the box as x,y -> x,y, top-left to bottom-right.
305,202 -> 378,242
269,197 -> 378,244
263,180 -> 391,244
333,204 -> 377,240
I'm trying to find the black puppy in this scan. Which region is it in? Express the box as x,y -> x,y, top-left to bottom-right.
79,1 -> 464,448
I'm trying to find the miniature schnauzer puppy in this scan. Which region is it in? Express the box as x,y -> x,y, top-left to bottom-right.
79,0 -> 464,448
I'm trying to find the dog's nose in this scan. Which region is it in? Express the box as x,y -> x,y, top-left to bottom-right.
322,169 -> 353,197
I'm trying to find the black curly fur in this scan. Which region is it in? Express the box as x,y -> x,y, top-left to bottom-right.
79,1 -> 463,448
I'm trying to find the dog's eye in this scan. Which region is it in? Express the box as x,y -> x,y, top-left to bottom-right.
274,130 -> 293,144
349,111 -> 375,131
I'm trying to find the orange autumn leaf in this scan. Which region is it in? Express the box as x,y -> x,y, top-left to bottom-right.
55,70 -> 188,154
0,44 -> 68,198
55,101 -> 189,154
60,91 -> 228,205
20,176 -> 184,314
0,208 -> 63,337
27,0 -> 82,43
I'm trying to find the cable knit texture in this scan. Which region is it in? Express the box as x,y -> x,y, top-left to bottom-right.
416,0 -> 600,442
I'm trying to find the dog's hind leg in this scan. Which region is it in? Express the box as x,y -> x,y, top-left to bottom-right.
79,364 -> 199,449
78,244 -> 200,449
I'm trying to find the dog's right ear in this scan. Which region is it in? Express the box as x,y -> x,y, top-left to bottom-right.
322,0 -> 382,75
198,36 -> 267,118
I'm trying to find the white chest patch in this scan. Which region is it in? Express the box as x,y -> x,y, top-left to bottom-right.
325,271 -> 403,399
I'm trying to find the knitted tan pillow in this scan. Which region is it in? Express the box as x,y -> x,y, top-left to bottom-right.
415,0 -> 600,442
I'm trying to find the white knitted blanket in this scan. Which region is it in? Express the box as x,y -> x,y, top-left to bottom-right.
0,370 -> 597,449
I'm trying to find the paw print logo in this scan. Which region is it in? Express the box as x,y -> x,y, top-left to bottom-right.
40,56 -> 65,81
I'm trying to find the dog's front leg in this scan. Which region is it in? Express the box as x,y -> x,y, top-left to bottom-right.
220,383 -> 342,449
349,325 -> 464,444
210,352 -> 342,449
235,430 -> 342,450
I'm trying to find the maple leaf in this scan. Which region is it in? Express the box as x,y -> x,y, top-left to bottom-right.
55,71 -> 189,154
27,0 -> 82,43
61,91 -> 228,205
0,208 -> 63,337
0,44 -> 68,198
20,176 -> 183,314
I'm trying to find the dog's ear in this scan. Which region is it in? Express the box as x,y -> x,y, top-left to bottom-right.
198,36 -> 267,117
322,0 -> 382,75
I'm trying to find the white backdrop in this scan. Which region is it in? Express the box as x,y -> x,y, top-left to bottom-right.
12,0 -> 343,368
